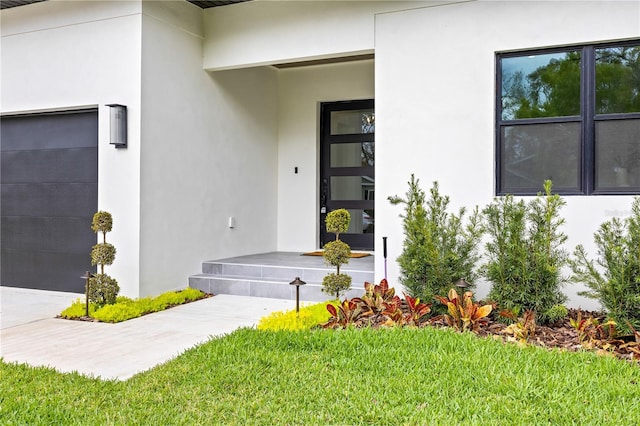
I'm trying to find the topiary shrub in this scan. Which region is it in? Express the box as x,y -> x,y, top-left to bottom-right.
88,211 -> 119,307
322,209 -> 353,299
87,273 -> 119,306
388,176 -> 482,313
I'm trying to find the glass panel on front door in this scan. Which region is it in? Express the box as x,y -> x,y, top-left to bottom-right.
320,100 -> 374,251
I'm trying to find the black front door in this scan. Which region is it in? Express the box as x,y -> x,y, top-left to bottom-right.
320,99 -> 374,251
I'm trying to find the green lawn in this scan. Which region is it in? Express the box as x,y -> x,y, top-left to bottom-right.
1,328 -> 639,425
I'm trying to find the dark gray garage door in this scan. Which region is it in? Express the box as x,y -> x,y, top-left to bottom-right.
1,110 -> 98,293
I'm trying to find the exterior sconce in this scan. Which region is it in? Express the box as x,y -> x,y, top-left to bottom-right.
289,277 -> 306,313
106,104 -> 127,148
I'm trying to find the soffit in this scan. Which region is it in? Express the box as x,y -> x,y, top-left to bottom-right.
1,0 -> 251,10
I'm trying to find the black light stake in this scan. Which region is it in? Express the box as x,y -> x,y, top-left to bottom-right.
289,277 -> 306,313
81,271 -> 93,317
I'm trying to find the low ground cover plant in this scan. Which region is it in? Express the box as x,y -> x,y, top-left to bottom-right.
2,327 -> 639,425
59,288 -> 207,323
257,300 -> 337,331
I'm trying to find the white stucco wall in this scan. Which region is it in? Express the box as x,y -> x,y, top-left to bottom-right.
139,1 -> 279,295
375,0 -> 640,309
202,0 -> 443,70
1,0 -> 143,296
277,60 -> 374,251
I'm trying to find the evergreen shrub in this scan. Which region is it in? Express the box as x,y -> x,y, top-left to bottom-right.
388,175 -> 482,310
571,197 -> 640,333
483,180 -> 568,323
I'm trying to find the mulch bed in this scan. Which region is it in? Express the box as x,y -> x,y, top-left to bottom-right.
438,308 -> 640,364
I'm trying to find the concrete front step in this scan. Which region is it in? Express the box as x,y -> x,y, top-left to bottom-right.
201,260 -> 374,285
189,274 -> 366,302
188,252 -> 375,302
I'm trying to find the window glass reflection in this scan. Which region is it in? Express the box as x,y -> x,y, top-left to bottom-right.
330,142 -> 374,167
330,176 -> 374,201
596,45 -> 640,114
501,51 -> 581,120
501,122 -> 580,190
341,209 -> 374,234
330,110 -> 375,134
596,119 -> 640,189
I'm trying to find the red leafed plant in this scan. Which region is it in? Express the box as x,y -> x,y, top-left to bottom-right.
323,299 -> 371,329
403,293 -> 431,326
434,288 -> 492,332
322,279 -> 432,329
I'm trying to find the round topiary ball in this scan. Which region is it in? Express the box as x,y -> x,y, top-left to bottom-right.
87,273 -> 119,306
91,211 -> 113,235
325,209 -> 351,237
322,273 -> 352,299
91,243 -> 116,267
323,240 -> 351,267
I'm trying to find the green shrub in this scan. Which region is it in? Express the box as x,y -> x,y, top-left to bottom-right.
570,197 -> 640,333
321,273 -> 352,299
90,243 -> 116,269
91,211 -> 113,239
87,273 -> 119,307
388,176 -> 482,311
257,301 -> 337,331
322,209 -> 353,298
483,180 -> 568,324
325,208 -> 350,238
87,210 -> 119,305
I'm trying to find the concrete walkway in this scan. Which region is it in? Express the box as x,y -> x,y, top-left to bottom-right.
0,286 -> 299,380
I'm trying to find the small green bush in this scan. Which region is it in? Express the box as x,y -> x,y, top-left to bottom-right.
483,180 -> 568,324
389,176 -> 482,311
322,240 -> 350,267
91,211 -> 113,239
571,197 -> 640,333
257,301 -> 337,331
325,208 -> 350,238
90,243 -> 116,269
322,209 -> 353,298
87,273 -> 119,307
321,273 -> 352,299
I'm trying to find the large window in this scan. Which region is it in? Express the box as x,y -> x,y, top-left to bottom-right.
496,40 -> 640,195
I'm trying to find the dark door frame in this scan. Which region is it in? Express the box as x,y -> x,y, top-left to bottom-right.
319,99 -> 374,251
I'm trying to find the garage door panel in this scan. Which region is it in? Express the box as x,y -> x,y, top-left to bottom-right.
1,249 -> 92,293
1,216 -> 95,253
0,147 -> 97,184
1,110 -> 97,292
1,183 -> 98,217
1,111 -> 98,151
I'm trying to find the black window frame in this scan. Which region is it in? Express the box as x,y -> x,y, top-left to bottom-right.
496,39 -> 640,196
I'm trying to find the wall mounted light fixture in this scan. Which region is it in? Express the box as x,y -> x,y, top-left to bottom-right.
106,104 -> 127,148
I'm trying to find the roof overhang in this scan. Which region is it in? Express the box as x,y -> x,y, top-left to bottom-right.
1,0 -> 251,10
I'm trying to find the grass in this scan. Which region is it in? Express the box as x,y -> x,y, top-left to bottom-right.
1,328 -> 639,425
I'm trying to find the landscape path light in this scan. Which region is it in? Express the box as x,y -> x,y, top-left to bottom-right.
289,277 -> 306,313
